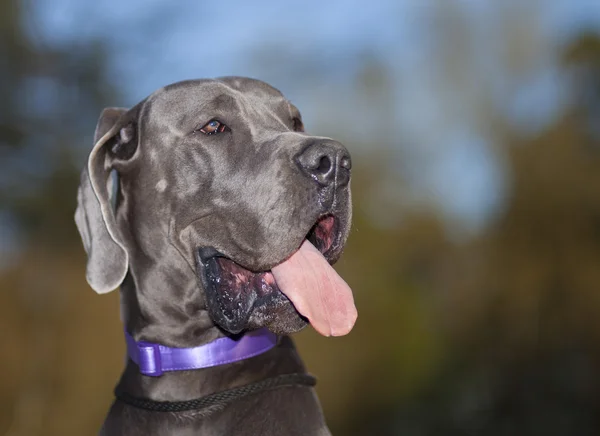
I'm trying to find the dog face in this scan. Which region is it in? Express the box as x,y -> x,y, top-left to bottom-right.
75,77 -> 353,336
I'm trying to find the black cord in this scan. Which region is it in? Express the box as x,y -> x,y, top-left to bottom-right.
115,373 -> 316,413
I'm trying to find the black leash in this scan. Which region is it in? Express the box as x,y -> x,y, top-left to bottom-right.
115,373 -> 316,413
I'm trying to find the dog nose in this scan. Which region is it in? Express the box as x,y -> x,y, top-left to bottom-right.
295,141 -> 352,187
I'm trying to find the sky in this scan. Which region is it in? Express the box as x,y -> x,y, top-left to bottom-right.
23,0 -> 600,236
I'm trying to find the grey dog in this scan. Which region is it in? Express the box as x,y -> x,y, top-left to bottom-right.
75,77 -> 356,435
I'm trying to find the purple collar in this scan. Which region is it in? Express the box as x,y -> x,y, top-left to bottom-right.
125,328 -> 278,377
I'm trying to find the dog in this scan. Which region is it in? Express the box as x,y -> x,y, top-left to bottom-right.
75,77 -> 357,435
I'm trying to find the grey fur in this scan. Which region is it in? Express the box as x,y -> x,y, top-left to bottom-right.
75,77 -> 352,435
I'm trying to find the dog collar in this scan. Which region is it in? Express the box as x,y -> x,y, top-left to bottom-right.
125,328 -> 278,377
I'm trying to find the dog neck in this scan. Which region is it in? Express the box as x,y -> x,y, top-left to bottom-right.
115,335 -> 307,403
116,258 -> 308,402
119,246 -> 221,347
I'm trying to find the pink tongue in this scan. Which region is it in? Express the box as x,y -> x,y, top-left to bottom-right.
271,240 -> 357,336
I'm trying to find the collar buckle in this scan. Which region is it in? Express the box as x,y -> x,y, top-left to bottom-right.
136,341 -> 163,377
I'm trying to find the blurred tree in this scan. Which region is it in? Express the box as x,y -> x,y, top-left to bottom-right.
359,31 -> 600,436
0,0 -> 119,248
0,1 -> 121,435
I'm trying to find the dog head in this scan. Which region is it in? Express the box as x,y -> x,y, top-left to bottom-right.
75,77 -> 355,338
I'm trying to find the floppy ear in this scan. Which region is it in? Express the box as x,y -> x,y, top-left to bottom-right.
75,107 -> 138,294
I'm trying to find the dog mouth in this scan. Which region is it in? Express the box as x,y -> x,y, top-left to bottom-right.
196,215 -> 357,336
200,215 -> 338,299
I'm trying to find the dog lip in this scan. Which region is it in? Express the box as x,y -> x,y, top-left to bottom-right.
196,246 -> 224,264
305,214 -> 341,263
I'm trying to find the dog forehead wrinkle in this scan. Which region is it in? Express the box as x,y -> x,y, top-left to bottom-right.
149,82 -> 241,134
248,101 -> 290,132
216,85 -> 290,137
216,76 -> 287,99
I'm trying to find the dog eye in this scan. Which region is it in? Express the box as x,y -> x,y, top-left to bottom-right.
199,120 -> 228,135
292,117 -> 304,132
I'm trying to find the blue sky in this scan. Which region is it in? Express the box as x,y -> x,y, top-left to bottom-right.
26,0 -> 600,236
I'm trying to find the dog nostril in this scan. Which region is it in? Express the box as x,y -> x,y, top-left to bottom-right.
316,156 -> 332,175
340,155 -> 351,170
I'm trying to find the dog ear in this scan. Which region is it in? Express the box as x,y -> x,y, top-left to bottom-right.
75,107 -> 139,294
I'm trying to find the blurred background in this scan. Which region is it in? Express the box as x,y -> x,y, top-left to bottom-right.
2,0 -> 600,434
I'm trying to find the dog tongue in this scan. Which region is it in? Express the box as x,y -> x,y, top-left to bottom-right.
271,240 -> 357,336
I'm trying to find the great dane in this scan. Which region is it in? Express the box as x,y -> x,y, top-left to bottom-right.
75,77 -> 357,435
